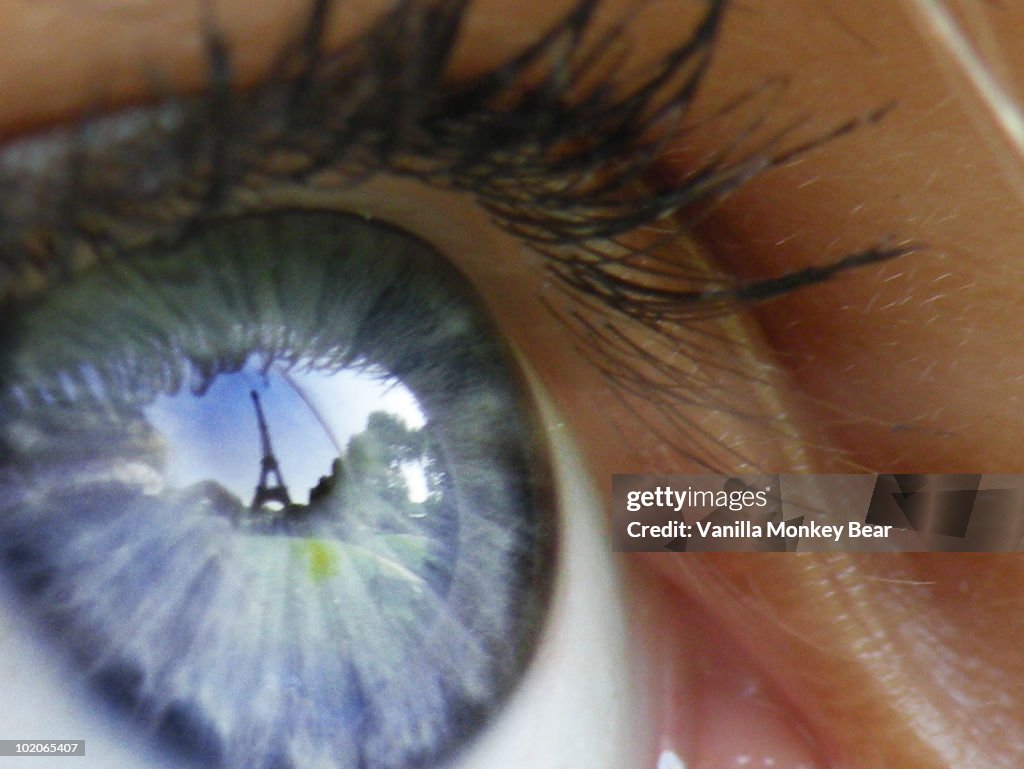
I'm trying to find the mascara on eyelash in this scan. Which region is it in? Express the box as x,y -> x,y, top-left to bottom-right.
0,0 -> 899,303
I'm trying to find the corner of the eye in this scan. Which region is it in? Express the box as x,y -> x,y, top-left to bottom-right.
632,577 -> 838,769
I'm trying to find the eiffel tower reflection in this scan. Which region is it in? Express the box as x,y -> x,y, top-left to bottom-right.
249,390 -> 293,511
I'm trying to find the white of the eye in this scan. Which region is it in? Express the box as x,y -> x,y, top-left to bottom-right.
0,586 -> 177,768
452,378 -> 649,769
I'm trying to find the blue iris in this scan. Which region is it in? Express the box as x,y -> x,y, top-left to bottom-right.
0,212 -> 555,769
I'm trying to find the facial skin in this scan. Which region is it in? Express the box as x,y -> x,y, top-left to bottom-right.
0,1 -> 1022,769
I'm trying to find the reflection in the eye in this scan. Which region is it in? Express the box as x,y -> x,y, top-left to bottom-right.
145,364 -> 430,509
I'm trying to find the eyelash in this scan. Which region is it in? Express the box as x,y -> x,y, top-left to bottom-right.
0,0 -> 908,468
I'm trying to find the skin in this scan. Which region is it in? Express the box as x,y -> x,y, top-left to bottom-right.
0,1 -> 1022,768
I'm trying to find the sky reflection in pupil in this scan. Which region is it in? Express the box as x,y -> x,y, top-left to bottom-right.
145,362 -> 429,507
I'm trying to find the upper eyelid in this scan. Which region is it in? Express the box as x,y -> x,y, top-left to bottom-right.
0,0 -> 739,295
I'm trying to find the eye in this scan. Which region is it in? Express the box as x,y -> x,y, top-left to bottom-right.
0,2 -> 663,764
1,2 -> 1021,769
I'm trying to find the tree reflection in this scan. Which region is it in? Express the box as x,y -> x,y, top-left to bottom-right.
339,411 -> 443,514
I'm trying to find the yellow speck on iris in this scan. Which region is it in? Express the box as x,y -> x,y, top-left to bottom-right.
295,539 -> 341,582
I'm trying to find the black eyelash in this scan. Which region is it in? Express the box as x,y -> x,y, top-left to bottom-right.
0,0 -> 904,288
0,0 -> 910,468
